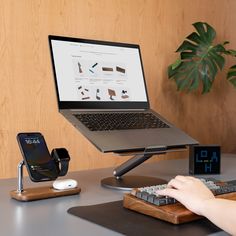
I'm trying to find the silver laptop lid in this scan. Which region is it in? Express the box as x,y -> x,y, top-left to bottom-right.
49,35 -> 150,110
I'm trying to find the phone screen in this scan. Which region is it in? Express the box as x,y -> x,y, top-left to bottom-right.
17,133 -> 59,182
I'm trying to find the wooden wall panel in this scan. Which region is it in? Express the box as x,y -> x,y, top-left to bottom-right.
0,0 -> 236,178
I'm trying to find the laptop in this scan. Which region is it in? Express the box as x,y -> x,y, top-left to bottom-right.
48,35 -> 198,153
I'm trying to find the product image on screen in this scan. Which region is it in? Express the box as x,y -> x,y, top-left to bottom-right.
17,133 -> 59,182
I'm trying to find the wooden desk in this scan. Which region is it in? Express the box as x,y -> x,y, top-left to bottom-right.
1,154 -> 234,236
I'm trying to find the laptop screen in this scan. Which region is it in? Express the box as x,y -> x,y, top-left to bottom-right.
49,36 -> 149,109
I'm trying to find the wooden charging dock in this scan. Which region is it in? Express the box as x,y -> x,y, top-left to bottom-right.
10,186 -> 81,201
10,160 -> 81,202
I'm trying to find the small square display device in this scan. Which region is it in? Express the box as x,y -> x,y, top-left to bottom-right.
189,145 -> 221,175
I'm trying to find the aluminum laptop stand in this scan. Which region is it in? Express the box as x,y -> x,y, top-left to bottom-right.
101,146 -> 187,191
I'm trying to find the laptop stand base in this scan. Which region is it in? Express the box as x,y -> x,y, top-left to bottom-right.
101,175 -> 167,191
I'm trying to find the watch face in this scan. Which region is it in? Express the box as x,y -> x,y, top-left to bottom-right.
190,145 -> 221,174
56,148 -> 70,161
52,148 -> 70,177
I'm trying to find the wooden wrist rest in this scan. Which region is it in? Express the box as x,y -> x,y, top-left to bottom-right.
10,186 -> 81,202
123,192 -> 236,224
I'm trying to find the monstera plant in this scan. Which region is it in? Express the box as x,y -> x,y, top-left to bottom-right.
168,22 -> 236,94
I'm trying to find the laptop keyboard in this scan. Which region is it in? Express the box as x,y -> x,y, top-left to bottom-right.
75,112 -> 170,131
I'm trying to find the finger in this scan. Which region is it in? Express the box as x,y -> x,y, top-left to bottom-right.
184,176 -> 204,185
175,175 -> 198,184
175,175 -> 189,182
167,178 -> 184,189
157,188 -> 180,199
184,176 -> 198,181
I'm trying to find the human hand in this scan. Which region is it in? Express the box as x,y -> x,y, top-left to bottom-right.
156,175 -> 215,215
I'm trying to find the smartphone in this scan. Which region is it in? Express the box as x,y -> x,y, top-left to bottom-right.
17,132 -> 59,182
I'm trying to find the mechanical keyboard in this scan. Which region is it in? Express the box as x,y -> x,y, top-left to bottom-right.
131,178 -> 236,206
123,178 -> 236,224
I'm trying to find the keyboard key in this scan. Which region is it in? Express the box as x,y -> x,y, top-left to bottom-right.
136,191 -> 142,199
147,194 -> 156,204
153,197 -> 167,206
167,197 -> 177,204
141,191 -> 149,201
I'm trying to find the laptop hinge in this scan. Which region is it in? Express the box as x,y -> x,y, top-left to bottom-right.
68,109 -> 147,112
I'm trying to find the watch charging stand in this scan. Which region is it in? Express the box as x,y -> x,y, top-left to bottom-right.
10,150 -> 81,202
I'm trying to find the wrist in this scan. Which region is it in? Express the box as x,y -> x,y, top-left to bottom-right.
198,198 -> 216,216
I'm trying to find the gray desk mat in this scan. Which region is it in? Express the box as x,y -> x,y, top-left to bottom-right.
67,200 -> 222,236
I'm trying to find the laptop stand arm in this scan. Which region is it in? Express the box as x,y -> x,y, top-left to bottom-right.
113,153 -> 152,179
113,146 -> 168,179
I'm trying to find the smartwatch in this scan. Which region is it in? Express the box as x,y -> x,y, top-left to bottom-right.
51,148 -> 70,176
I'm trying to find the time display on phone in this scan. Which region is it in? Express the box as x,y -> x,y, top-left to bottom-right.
25,138 -> 40,145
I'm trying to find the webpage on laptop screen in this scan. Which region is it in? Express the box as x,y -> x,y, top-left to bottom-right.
51,40 -> 148,102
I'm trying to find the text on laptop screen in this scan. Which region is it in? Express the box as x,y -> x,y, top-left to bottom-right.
51,39 -> 148,102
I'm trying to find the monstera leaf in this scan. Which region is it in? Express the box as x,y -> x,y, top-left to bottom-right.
168,22 -> 236,94
227,65 -> 236,86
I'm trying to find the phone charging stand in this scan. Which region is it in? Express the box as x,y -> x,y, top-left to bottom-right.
10,161 -> 81,202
